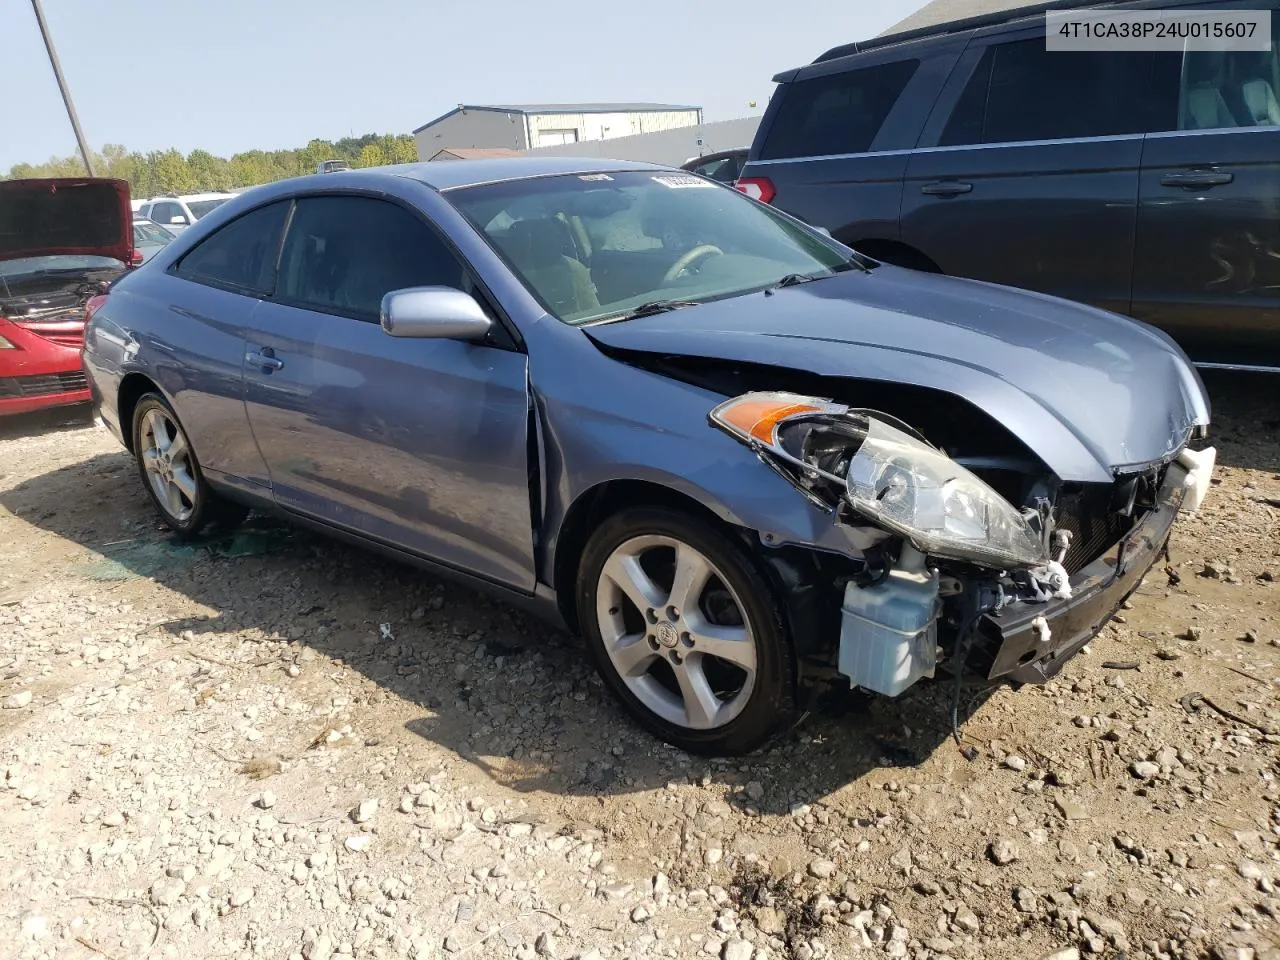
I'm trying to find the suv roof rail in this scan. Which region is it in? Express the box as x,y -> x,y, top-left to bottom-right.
812,0 -> 1119,63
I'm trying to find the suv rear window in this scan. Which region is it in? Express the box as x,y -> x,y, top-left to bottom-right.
760,59 -> 919,160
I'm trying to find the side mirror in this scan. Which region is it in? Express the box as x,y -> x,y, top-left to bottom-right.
170,215 -> 187,225
380,287 -> 492,341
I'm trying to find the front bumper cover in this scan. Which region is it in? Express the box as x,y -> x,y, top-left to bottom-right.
982,461 -> 1191,684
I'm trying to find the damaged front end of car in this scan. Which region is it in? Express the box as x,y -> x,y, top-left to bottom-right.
708,391 -> 1216,713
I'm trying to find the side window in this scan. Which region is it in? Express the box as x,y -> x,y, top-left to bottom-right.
940,39 -> 1157,145
1172,12 -> 1280,130
174,201 -> 290,294
699,156 -> 744,183
152,202 -> 185,225
276,196 -> 467,321
760,59 -> 920,159
691,158 -> 731,180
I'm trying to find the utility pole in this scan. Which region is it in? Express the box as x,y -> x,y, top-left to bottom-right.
29,0 -> 95,175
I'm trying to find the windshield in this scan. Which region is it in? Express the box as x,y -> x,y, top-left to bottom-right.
133,221 -> 175,245
0,254 -> 122,278
188,198 -> 230,220
445,170 -> 851,324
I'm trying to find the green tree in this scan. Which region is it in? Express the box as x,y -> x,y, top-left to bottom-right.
4,131 -> 427,195
187,149 -> 232,191
356,143 -> 387,168
386,135 -> 418,165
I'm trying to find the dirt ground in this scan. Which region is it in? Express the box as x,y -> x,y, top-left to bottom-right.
1,371 -> 1277,960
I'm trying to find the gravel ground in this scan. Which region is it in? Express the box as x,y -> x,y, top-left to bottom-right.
1,372 -> 1277,960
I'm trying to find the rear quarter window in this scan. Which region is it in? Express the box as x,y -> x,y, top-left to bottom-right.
760,59 -> 920,160
173,201 -> 290,296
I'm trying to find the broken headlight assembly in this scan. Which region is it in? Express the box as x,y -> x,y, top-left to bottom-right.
709,391 -> 1049,571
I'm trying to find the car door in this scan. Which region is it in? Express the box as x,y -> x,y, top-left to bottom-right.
901,29 -> 1163,315
242,193 -> 536,592
1132,0 -> 1280,367
162,199 -> 291,492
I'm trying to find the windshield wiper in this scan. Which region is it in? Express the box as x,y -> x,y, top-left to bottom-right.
767,258 -> 871,294
771,273 -> 818,289
609,299 -> 702,321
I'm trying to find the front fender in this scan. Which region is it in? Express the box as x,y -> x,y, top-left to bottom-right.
535,349 -> 877,588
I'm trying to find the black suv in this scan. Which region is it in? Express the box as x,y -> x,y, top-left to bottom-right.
738,0 -> 1280,370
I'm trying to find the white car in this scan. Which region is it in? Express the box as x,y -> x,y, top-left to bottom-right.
138,192 -> 238,232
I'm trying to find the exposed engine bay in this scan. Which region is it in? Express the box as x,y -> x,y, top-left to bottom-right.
702,387 -> 1216,725
0,274 -> 113,322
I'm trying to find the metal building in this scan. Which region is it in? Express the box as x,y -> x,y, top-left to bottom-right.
413,103 -> 703,160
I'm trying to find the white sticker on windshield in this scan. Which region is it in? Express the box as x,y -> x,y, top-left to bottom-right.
578,173 -> 613,181
652,174 -> 715,189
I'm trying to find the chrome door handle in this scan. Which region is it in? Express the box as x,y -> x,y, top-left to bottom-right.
246,350 -> 284,372
1161,170 -> 1233,188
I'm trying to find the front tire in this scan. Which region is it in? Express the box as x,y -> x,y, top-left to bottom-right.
131,393 -> 247,538
576,506 -> 797,756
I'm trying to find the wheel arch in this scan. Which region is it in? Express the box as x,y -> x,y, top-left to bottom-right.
552,479 -> 735,635
551,477 -> 844,672
116,372 -> 163,453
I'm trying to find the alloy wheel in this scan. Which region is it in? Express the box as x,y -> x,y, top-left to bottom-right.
595,534 -> 758,730
139,407 -> 198,523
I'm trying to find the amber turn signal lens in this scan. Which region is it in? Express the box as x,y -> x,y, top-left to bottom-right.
713,395 -> 828,445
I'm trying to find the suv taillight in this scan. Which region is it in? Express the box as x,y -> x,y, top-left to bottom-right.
85,295 -> 108,324
735,177 -> 776,204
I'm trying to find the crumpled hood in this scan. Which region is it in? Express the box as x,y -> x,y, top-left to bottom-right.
0,178 -> 133,264
586,266 -> 1210,483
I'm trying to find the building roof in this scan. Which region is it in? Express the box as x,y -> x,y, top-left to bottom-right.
413,102 -> 701,135
428,147 -> 523,161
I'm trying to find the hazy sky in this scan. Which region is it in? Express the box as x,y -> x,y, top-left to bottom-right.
4,0 -> 922,169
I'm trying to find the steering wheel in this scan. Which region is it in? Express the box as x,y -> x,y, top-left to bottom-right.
662,244 -> 724,284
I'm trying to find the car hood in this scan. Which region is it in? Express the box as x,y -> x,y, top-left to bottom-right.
0,178 -> 133,264
585,266 -> 1210,483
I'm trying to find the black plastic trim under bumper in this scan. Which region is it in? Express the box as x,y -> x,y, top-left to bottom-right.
984,463 -> 1188,684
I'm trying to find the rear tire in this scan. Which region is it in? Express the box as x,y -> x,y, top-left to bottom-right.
576,506 -> 797,756
131,393 -> 248,538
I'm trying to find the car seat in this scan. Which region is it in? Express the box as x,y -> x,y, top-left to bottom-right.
1242,78 -> 1280,124
498,218 -> 600,318
1181,53 -> 1238,129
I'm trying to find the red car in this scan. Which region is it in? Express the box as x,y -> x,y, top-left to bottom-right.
0,178 -> 135,416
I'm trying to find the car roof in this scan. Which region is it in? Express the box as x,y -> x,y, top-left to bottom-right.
376,156 -> 669,191
148,192 -> 237,203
